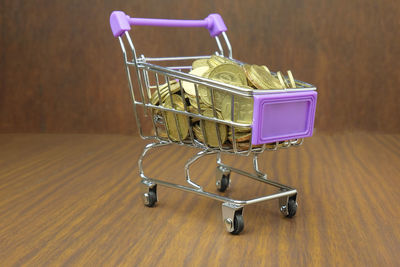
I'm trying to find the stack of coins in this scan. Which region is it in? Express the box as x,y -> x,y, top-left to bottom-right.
150,80 -> 189,142
150,55 -> 297,149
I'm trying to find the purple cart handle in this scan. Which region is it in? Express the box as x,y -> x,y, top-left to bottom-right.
110,11 -> 227,38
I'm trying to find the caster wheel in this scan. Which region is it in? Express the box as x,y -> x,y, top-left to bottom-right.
231,213 -> 244,235
217,174 -> 230,192
287,199 -> 297,218
143,191 -> 157,207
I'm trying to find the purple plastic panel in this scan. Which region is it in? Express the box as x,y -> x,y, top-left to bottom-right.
110,11 -> 227,37
251,91 -> 317,145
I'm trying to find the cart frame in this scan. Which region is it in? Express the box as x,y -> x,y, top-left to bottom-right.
110,11 -> 317,234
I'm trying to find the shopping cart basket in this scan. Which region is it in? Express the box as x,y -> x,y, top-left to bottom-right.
110,11 -> 317,234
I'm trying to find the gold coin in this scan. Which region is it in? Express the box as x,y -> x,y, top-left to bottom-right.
199,64 -> 247,108
192,58 -> 209,69
187,94 -> 198,108
207,55 -> 236,68
187,105 -> 203,123
192,124 -> 204,141
235,142 -> 262,150
196,67 -> 214,106
151,80 -> 179,105
188,94 -> 210,110
228,131 -> 252,143
207,57 -> 219,68
265,141 -> 285,149
228,126 -> 252,134
252,65 -> 283,89
209,64 -> 247,86
276,71 -> 287,88
182,66 -> 209,96
160,83 -> 182,104
243,64 -> 276,89
156,129 -> 168,139
198,86 -> 212,107
196,109 -> 227,147
262,65 -> 271,75
243,64 -> 256,88
150,82 -> 167,105
187,105 -> 198,113
221,94 -> 253,124
287,70 -> 296,88
163,95 -> 189,141
280,72 -> 291,88
244,64 -> 283,89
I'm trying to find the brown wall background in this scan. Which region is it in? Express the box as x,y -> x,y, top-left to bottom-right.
1,0 -> 399,134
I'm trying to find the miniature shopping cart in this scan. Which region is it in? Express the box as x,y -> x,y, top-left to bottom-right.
110,11 -> 317,234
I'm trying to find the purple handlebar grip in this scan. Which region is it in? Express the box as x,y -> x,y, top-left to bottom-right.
110,11 -> 227,37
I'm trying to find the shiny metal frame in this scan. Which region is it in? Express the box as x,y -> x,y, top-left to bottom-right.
139,142 -> 297,205
117,31 -> 315,233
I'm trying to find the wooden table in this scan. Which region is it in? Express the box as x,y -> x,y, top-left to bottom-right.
0,133 -> 399,266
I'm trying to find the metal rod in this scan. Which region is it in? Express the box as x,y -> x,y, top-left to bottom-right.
209,87 -> 223,149
184,150 -> 217,190
166,76 -> 184,143
178,79 -> 195,145
217,162 -> 293,190
194,84 -> 210,149
160,76 -> 174,142
119,36 -> 144,139
138,142 -> 171,176
222,32 -> 233,58
149,73 -> 160,139
215,36 -> 224,56
142,55 -> 210,62
253,154 -> 267,179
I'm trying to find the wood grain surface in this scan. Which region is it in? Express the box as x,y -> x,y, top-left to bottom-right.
1,0 -> 400,134
0,133 -> 399,266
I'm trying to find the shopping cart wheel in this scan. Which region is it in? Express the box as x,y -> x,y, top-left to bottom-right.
231,213 -> 244,235
143,191 -> 157,207
286,199 -> 297,218
279,193 -> 298,217
142,183 -> 157,207
222,203 -> 244,234
216,166 -> 231,192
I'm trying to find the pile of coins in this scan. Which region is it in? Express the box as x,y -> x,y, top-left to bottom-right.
150,55 -> 297,149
